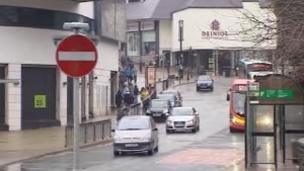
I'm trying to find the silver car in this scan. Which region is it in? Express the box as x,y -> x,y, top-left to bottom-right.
113,116 -> 159,156
166,107 -> 200,133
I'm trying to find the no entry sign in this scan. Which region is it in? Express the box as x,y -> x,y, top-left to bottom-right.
56,35 -> 98,77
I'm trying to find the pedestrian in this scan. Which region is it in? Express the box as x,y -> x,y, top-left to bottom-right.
178,64 -> 183,79
115,90 -> 122,108
133,85 -> 139,104
123,90 -> 134,106
122,81 -> 130,95
140,87 -> 150,113
133,67 -> 137,84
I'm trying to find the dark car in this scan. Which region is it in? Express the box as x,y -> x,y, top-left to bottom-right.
196,75 -> 214,91
160,89 -> 182,107
146,99 -> 171,120
157,94 -> 178,107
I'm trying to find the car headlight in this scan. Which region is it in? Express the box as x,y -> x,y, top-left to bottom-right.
146,109 -> 151,113
167,119 -> 173,125
186,119 -> 194,125
114,137 -> 125,143
139,136 -> 151,142
163,109 -> 168,114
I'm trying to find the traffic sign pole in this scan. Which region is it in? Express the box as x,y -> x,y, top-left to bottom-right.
56,26 -> 97,171
73,77 -> 80,171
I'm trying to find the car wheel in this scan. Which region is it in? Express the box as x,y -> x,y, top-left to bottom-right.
210,87 -> 214,91
197,125 -> 200,131
155,146 -> 159,153
192,128 -> 197,133
196,87 -> 199,91
148,148 -> 154,155
230,127 -> 237,133
166,129 -> 172,134
113,150 -> 119,157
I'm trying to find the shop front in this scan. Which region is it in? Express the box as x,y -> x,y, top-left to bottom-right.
171,4 -> 275,76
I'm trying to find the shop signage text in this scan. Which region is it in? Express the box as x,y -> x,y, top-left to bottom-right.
201,19 -> 229,40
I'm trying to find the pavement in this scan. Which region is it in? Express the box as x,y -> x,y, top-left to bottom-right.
0,114 -> 116,168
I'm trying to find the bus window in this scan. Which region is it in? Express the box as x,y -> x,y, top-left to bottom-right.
232,92 -> 246,115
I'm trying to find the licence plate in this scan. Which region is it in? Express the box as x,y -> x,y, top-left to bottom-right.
153,113 -> 162,117
125,143 -> 139,147
175,124 -> 184,127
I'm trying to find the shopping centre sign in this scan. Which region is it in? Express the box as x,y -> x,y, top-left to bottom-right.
201,19 -> 231,40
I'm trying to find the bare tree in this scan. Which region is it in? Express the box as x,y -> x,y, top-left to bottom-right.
239,0 -> 304,82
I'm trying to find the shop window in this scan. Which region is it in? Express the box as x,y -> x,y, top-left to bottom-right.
142,31 -> 156,56
127,32 -> 140,56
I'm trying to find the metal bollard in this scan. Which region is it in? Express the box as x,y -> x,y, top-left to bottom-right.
93,124 -> 96,142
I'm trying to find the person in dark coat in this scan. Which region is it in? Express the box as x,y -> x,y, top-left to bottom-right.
133,85 -> 139,104
115,90 -> 123,108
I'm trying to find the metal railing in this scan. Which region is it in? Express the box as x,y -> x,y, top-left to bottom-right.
129,103 -> 141,115
155,75 -> 176,92
65,119 -> 112,148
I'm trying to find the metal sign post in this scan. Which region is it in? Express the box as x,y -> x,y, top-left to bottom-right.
55,22 -> 98,171
73,77 -> 80,171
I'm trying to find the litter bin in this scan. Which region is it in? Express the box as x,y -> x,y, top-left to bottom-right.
222,70 -> 230,77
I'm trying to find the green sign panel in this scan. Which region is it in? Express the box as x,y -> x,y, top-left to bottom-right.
258,89 -> 294,99
34,95 -> 47,108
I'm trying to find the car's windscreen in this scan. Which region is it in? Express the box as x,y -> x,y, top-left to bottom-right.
158,95 -> 174,101
151,101 -> 167,108
117,118 -> 150,130
172,108 -> 193,115
198,75 -> 211,81
162,91 -> 177,96
232,92 -> 246,115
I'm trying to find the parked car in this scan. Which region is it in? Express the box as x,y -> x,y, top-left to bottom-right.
146,99 -> 171,121
113,115 -> 159,156
196,75 -> 214,91
160,89 -> 182,106
157,94 -> 178,107
166,107 -> 200,133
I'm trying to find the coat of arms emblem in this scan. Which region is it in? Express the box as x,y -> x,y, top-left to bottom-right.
210,20 -> 220,31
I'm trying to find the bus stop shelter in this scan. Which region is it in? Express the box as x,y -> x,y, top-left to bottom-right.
245,74 -> 304,168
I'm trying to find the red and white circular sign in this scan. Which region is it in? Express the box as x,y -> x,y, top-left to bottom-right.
56,34 -> 98,78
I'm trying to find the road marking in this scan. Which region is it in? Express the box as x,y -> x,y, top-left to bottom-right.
158,148 -> 243,166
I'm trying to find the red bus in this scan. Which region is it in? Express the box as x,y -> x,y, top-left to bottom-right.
227,79 -> 253,132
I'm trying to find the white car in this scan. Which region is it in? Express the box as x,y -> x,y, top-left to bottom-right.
113,115 -> 159,156
166,107 -> 200,133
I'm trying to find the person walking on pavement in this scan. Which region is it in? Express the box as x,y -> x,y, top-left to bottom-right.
133,85 -> 139,104
133,67 -> 137,84
115,90 -> 122,108
140,87 -> 150,114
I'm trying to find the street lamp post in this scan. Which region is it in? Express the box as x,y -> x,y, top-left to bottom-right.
187,47 -> 192,81
178,20 -> 184,79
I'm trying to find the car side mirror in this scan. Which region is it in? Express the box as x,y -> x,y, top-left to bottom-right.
226,94 -> 230,101
153,128 -> 158,131
111,129 -> 115,132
